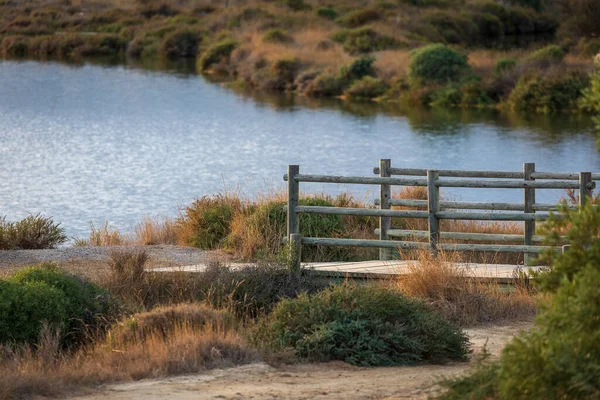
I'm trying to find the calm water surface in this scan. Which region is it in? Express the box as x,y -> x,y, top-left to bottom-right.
1,60 -> 599,238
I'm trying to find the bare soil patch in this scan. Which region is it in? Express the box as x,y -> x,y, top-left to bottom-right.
66,322 -> 532,400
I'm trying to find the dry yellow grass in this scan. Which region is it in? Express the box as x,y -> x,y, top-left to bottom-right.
392,249 -> 538,326
134,216 -> 179,245
0,314 -> 258,400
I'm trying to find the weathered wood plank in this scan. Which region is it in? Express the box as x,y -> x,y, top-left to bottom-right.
436,179 -> 583,189
287,165 -> 300,239
427,170 -> 440,250
580,172 -> 593,206
295,206 -> 429,218
381,199 -> 574,211
524,162 -> 536,264
374,228 -> 554,243
438,243 -> 559,253
436,211 -> 551,221
379,159 -> 392,260
284,174 -> 428,186
301,237 -> 431,249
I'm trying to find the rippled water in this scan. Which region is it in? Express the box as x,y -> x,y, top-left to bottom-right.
1,60 -> 599,238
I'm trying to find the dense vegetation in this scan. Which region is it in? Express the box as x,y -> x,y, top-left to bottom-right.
436,202 -> 600,399
1,0 -> 600,114
0,214 -> 67,250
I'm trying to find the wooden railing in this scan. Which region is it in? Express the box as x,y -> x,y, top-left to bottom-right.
283,161 -> 597,270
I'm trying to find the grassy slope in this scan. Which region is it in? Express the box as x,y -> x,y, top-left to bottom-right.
0,0 -> 598,111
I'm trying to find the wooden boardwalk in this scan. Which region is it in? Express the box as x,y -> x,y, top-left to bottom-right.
152,260 -> 537,284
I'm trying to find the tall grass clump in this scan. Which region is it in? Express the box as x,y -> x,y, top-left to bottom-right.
255,283 -> 469,366
82,220 -> 128,246
134,216 -> 179,245
436,202 -> 600,399
177,194 -> 242,249
198,39 -> 238,71
396,250 -> 537,326
0,214 -> 67,250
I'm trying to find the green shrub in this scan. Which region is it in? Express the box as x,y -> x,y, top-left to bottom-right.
409,44 -> 469,86
198,39 -> 238,71
436,203 -> 600,399
494,57 -> 518,74
525,45 -> 565,66
9,264 -> 114,347
576,38 -> 600,58
341,27 -> 400,55
419,10 -> 479,46
0,214 -> 67,250
345,76 -> 389,99
304,72 -> 349,96
580,69 -> 600,133
271,57 -> 302,89
339,55 -> 376,82
315,6 -> 337,20
506,0 -> 543,11
508,70 -> 589,113
0,35 -> 29,57
282,0 -> 310,11
255,284 -> 469,366
336,8 -> 380,28
262,28 -> 294,44
177,195 -> 242,249
0,279 -> 67,344
159,28 -> 201,58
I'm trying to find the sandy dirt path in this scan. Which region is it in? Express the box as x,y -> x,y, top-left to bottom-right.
68,322 -> 532,400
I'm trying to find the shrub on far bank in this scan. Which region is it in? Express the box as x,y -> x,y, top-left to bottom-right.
336,8 -> 380,28
315,6 -> 337,20
198,39 -> 238,71
494,58 -> 518,74
159,28 -> 202,58
345,76 -> 389,99
262,28 -> 294,44
255,284 -> 469,366
0,214 -> 67,250
524,44 -> 565,67
409,44 -> 469,86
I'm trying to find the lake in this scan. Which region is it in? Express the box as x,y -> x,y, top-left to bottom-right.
1,59 -> 598,238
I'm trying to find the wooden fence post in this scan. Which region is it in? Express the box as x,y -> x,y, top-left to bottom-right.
579,172 -> 592,207
523,163 -> 535,265
427,170 -> 440,253
287,165 -> 300,271
379,159 -> 392,260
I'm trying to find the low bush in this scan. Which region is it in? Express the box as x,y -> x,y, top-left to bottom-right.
159,28 -> 201,58
0,35 -> 29,57
282,0 -> 310,11
418,10 -> 479,46
524,44 -> 565,67
339,55 -> 376,81
177,194 -> 242,249
9,264 -> 116,347
338,27 -> 400,55
198,39 -> 238,71
508,70 -> 589,113
255,284 -> 469,366
336,8 -> 380,28
315,6 -> 337,20
0,279 -> 67,344
303,72 -> 348,96
262,28 -> 294,44
494,58 -> 517,74
0,214 -> 67,250
409,44 -> 469,86
345,76 -> 389,99
270,58 -> 302,90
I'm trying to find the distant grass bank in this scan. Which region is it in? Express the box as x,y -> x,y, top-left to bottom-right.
1,0 -> 600,117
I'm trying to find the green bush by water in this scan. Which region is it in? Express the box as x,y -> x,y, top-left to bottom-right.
0,214 -> 67,250
409,44 -> 469,85
255,284 -> 469,366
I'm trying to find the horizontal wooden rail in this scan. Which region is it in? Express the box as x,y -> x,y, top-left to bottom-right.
376,199 -> 576,211
300,237 -> 557,253
436,211 -> 551,221
293,206 -> 428,218
283,174 -> 427,186
372,167 -> 600,181
436,179 -> 588,189
374,228 -> 549,243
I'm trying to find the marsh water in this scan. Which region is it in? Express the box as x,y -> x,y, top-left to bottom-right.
1,59 -> 599,238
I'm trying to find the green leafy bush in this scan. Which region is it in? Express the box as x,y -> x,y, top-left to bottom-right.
315,6 -> 337,20
304,72 -> 348,96
339,55 -> 376,81
580,67 -> 600,133
198,39 -> 238,71
437,203 -> 600,399
255,284 -> 469,366
336,8 -> 380,28
262,28 -> 294,44
159,28 -> 201,58
340,28 -> 400,55
409,44 -> 469,85
494,58 -> 518,74
0,214 -> 67,250
0,279 -> 67,344
525,45 -> 565,66
508,70 -> 589,113
271,57 -> 302,89
345,76 -> 389,99
9,264 -> 114,347
282,0 -> 310,11
419,10 -> 479,46
177,195 -> 242,249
